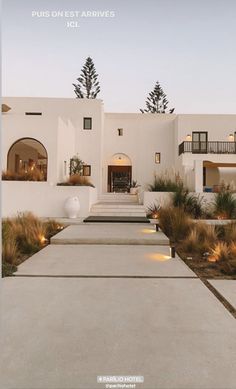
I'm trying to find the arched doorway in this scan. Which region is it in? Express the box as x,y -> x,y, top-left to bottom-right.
7,138 -> 48,180
108,153 -> 132,192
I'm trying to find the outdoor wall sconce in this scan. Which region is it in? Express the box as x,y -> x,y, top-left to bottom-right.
118,128 -> 123,136
170,245 -> 176,258
155,152 -> 161,164
64,161 -> 67,176
186,134 -> 192,141
228,133 -> 234,141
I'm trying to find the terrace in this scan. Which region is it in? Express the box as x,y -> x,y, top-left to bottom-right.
179,141 -> 236,156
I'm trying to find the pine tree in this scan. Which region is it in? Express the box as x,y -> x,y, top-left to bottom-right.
140,81 -> 175,113
73,57 -> 100,99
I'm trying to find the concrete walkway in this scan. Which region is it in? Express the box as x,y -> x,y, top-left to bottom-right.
1,223 -> 236,389
209,280 -> 236,309
51,223 -> 169,245
15,244 -> 195,277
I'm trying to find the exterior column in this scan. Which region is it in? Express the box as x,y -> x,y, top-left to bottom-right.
194,160 -> 203,192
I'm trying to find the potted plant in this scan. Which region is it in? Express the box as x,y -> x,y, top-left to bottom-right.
130,180 -> 140,195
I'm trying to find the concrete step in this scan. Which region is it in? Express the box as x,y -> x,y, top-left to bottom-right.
90,212 -> 146,217
90,203 -> 146,217
98,194 -> 138,203
91,208 -> 146,213
92,203 -> 144,209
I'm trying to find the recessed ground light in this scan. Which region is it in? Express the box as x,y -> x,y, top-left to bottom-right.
146,253 -> 170,261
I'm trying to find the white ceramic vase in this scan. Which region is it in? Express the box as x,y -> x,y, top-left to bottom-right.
64,196 -> 80,218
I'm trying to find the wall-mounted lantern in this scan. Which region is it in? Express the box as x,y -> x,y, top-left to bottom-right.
186,134 -> 192,141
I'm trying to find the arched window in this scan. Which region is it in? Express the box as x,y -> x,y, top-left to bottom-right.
7,138 -> 48,181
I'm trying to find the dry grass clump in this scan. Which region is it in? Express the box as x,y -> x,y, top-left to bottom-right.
2,213 -> 64,277
230,242 -> 236,257
2,169 -> 45,181
68,174 -> 93,186
209,242 -> 230,262
2,221 -> 19,265
6,212 -> 47,255
209,242 -> 236,275
57,174 -> 95,187
181,223 -> 218,256
222,222 -> 236,243
158,204 -> 236,277
158,207 -> 193,243
44,219 -> 64,239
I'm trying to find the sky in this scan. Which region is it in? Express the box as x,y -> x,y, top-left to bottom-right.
2,0 -> 236,113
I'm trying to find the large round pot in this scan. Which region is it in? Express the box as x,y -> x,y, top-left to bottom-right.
64,196 -> 80,218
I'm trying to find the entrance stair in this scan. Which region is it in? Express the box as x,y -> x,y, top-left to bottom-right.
89,193 -> 146,217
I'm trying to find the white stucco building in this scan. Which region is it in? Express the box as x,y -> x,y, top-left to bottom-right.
2,97 -> 236,217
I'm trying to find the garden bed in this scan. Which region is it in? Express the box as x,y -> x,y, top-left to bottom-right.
156,207 -> 236,280
2,213 -> 65,277
178,249 -> 236,280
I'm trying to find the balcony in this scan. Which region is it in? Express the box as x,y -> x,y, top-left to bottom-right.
179,141 -> 236,156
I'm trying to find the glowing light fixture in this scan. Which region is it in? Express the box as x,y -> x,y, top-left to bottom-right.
141,228 -> 156,234
39,235 -> 47,244
186,134 -> 192,141
228,133 -> 234,141
208,256 -> 217,263
146,253 -> 171,261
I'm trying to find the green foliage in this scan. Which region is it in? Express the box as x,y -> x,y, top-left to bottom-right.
213,191 -> 236,219
140,81 -> 175,114
73,57 -> 100,99
173,187 -> 204,219
148,173 -> 183,192
69,155 -> 84,176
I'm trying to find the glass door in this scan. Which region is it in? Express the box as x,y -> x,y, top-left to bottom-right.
192,132 -> 208,153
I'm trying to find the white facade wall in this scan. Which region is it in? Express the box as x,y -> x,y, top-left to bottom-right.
2,182 -> 97,218
2,97 -> 236,215
176,114 -> 236,145
103,113 -> 176,192
2,97 -> 104,190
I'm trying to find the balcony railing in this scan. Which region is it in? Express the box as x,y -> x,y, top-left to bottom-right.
179,141 -> 236,156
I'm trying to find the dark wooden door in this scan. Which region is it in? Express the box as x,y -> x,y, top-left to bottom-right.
108,165 -> 132,192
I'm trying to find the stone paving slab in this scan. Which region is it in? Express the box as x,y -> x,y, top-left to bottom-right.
1,277 -> 236,389
15,244 -> 195,277
40,217 -> 84,226
51,224 -> 169,245
209,280 -> 236,309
